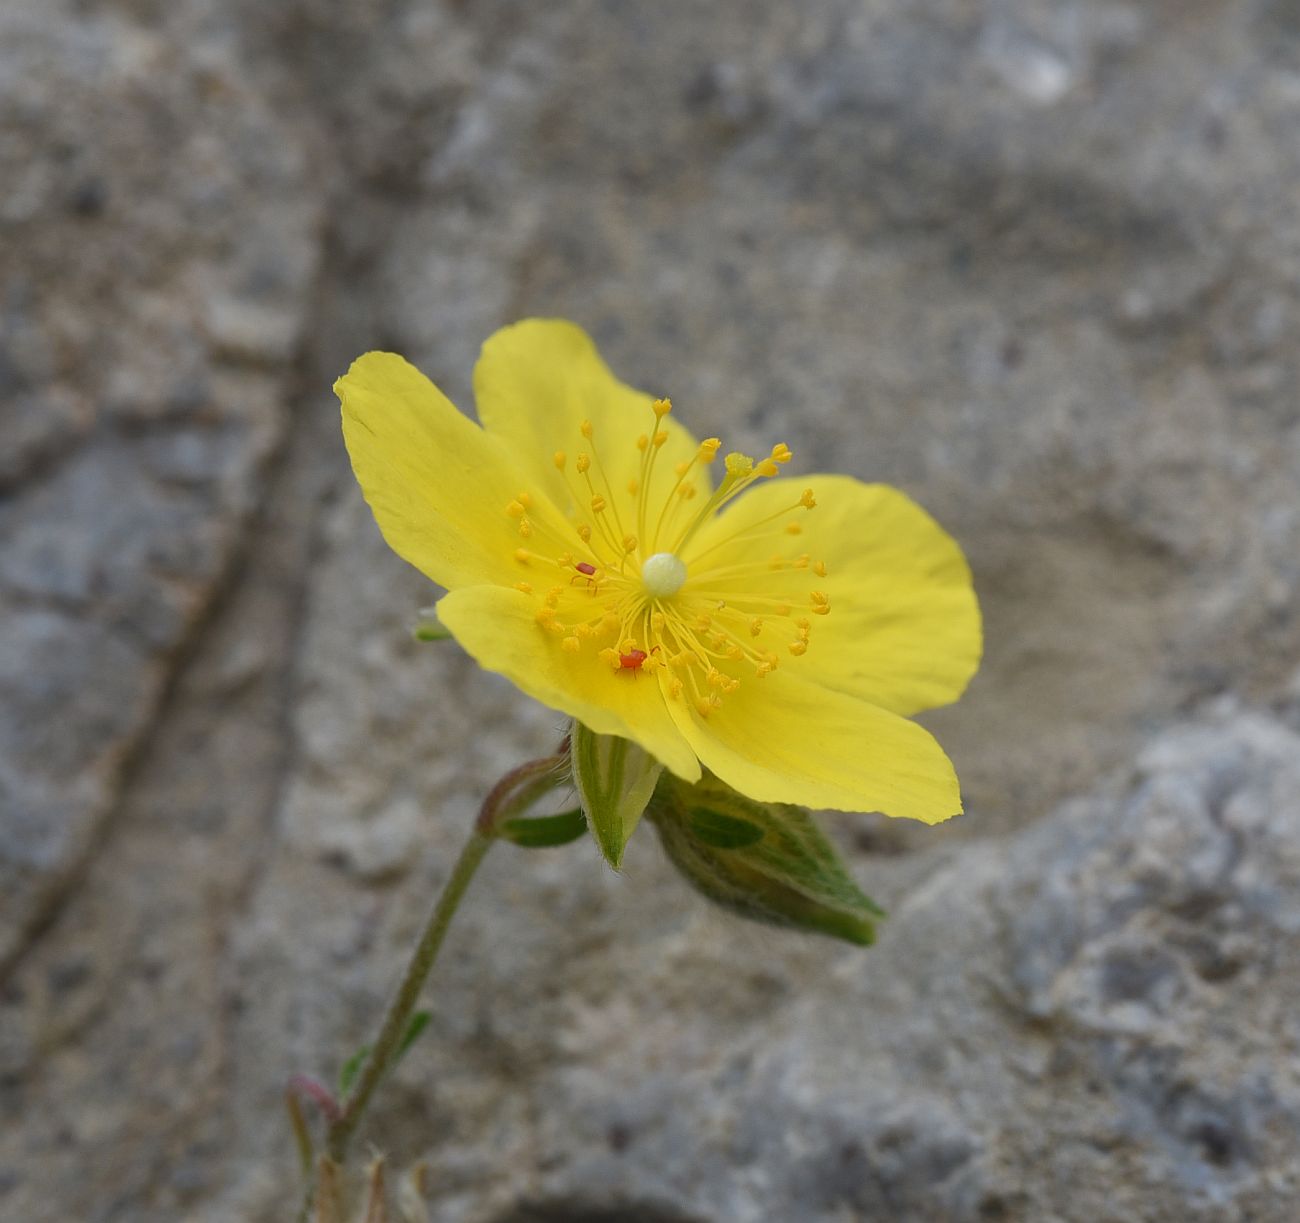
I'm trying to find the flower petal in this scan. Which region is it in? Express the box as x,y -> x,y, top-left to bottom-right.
338,352 -> 571,590
665,670 -> 962,823
436,584 -> 701,783
684,475 -> 980,716
473,319 -> 709,541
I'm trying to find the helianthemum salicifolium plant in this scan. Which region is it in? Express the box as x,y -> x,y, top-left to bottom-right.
288,319 -> 980,1215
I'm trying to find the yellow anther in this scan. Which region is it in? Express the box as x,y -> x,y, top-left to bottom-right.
684,484 -> 698,499
558,551 -> 574,566
535,607 -> 556,627
796,617 -> 811,637
590,495 -> 606,513
576,453 -> 591,474
726,645 -> 744,661
763,650 -> 780,667
706,667 -> 723,688
800,488 -> 817,509
775,603 -> 791,617
768,555 -> 786,570
600,612 -> 620,634
794,553 -> 810,567
515,548 -> 530,564
720,675 -> 741,694
627,478 -> 639,495
695,696 -> 715,718
515,581 -> 533,594
545,589 -> 561,608
789,640 -> 808,656
668,677 -> 684,699
636,433 -> 649,452
517,491 -> 533,508
699,438 -> 722,461
724,452 -> 754,478
506,500 -> 526,518
756,459 -> 780,478
554,451 -> 567,470
770,443 -> 793,464
749,617 -> 763,636
694,613 -> 711,630
785,522 -> 803,535
518,519 -> 533,538
674,460 -> 690,477
580,419 -> 594,438
642,651 -> 664,673
652,397 -> 672,418
620,637 -> 636,654
622,533 -> 637,552
599,647 -> 621,670
811,590 -> 829,605
811,604 -> 831,616
813,559 -> 828,577
653,430 -> 669,448
577,524 -> 593,542
755,661 -> 773,678
575,623 -> 594,639
561,636 -> 581,653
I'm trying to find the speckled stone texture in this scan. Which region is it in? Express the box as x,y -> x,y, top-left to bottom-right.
2,1 -> 1299,1220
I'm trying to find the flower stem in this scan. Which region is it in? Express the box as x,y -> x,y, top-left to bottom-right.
326,825 -> 493,1164
292,748 -> 571,1220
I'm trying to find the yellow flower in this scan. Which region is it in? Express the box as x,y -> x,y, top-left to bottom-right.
337,320 -> 980,823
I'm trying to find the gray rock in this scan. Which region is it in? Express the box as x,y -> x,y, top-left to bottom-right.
3,1 -> 1300,1221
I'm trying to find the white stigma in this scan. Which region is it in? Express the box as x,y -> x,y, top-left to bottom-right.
641,551 -> 687,597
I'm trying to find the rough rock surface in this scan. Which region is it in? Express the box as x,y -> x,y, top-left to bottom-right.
2,1 -> 1298,1220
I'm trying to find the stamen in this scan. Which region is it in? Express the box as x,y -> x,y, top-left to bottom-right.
516,400 -> 823,706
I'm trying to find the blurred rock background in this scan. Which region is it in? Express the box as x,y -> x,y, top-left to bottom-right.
2,1 -> 1298,1219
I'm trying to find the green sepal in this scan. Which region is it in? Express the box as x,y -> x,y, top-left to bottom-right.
570,723 -> 664,870
648,774 -> 886,945
412,606 -> 453,642
498,807 -> 588,848
687,806 -> 765,848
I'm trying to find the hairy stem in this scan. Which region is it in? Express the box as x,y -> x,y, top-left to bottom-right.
294,748 -> 571,1219
327,826 -> 493,1162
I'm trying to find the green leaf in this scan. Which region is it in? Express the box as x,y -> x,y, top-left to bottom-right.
498,807 -> 588,848
687,806 -> 765,848
397,1010 -> 431,1059
338,1044 -> 371,1098
571,723 -> 663,870
337,1011 -> 432,1100
648,774 -> 886,945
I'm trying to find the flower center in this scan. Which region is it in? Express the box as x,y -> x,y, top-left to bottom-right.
503,396 -> 829,717
640,551 -> 687,597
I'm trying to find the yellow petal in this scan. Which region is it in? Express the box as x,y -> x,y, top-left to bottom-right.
472,320 -> 709,537
666,670 -> 961,823
436,584 -> 701,783
684,475 -> 980,716
338,352 -> 571,590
